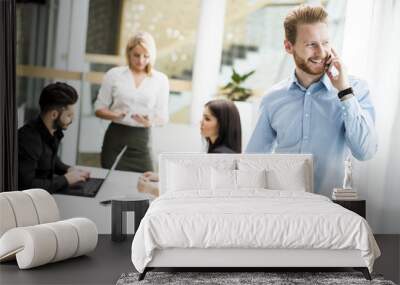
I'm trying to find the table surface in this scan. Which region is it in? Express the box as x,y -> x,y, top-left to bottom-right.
53,166 -> 153,234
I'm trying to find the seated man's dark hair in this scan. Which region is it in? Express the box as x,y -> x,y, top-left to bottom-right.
39,82 -> 78,113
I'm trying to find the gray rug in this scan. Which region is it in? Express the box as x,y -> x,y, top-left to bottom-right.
116,271 -> 396,285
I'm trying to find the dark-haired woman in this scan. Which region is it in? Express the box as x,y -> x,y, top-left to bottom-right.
201,99 -> 242,153
137,99 -> 242,197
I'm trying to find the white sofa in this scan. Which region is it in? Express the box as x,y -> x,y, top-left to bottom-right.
0,189 -> 98,269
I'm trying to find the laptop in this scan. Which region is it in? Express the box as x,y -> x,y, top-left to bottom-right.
58,146 -> 127,197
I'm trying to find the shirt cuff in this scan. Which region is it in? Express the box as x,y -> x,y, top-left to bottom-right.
340,95 -> 361,120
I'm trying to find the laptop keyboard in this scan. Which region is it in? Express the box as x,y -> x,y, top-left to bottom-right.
67,178 -> 104,196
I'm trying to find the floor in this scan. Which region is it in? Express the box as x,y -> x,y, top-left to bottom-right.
0,235 -> 134,285
0,235 -> 398,285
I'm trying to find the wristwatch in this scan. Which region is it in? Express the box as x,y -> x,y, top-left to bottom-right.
338,87 -> 354,100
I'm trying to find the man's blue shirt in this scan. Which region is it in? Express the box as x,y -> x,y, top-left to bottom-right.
246,72 -> 378,197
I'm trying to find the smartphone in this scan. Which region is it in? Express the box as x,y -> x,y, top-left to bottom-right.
328,65 -> 339,77
326,54 -> 339,77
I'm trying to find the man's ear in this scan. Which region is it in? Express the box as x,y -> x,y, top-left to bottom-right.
284,39 -> 293,54
50,109 -> 59,119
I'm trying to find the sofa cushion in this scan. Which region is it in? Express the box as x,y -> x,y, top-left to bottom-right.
24,189 -> 60,223
1,192 -> 39,227
0,196 -> 17,237
0,218 -> 98,269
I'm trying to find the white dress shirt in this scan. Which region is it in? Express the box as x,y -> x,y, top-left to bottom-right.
94,66 -> 169,127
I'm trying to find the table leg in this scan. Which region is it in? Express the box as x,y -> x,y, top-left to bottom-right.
112,201 -> 126,242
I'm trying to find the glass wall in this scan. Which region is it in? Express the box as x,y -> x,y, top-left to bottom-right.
16,0 -> 59,127
16,0 -> 348,168
221,0 -> 348,94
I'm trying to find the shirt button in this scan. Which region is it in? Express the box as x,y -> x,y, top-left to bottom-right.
305,113 -> 309,117
342,106 -> 346,110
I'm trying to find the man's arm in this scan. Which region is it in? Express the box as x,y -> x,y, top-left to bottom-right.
341,79 -> 378,160
245,97 -> 276,153
325,49 -> 378,161
54,156 -> 70,175
18,130 -> 68,193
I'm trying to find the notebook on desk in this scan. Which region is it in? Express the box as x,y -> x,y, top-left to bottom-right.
58,146 -> 127,197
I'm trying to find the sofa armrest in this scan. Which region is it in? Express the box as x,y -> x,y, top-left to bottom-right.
0,218 -> 98,269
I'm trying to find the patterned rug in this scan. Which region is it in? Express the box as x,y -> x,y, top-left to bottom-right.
116,271 -> 396,285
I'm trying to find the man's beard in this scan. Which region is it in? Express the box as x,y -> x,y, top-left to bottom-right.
52,114 -> 71,131
293,51 -> 326,76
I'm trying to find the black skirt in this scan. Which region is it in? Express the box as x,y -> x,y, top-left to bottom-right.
101,122 -> 153,172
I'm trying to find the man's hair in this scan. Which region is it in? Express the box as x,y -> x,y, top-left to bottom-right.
39,82 -> 78,113
284,5 -> 328,44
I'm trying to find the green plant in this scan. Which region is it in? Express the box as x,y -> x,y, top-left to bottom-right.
221,68 -> 255,101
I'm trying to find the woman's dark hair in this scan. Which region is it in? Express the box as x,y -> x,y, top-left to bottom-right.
205,99 -> 242,153
39,82 -> 78,114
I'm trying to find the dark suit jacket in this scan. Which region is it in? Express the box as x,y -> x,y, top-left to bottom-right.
18,116 -> 69,193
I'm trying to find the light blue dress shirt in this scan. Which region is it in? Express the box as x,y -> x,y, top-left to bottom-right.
246,72 -> 378,197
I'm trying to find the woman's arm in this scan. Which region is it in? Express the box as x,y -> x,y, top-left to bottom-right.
137,175 -> 159,197
95,108 -> 126,121
94,68 -> 122,121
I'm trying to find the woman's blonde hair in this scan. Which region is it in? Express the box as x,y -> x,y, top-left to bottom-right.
284,5 -> 328,44
125,32 -> 157,75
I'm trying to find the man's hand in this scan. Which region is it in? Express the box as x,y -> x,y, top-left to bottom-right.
325,48 -> 350,91
64,169 -> 89,185
67,167 -> 91,179
132,114 -> 151,127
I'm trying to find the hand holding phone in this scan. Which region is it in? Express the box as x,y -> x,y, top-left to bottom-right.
325,48 -> 350,91
325,54 -> 339,78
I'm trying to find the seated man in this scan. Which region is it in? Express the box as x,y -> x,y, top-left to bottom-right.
18,82 -> 90,193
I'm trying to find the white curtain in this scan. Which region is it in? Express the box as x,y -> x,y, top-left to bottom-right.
342,0 -> 400,233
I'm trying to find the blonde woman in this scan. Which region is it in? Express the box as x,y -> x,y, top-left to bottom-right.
95,32 -> 169,172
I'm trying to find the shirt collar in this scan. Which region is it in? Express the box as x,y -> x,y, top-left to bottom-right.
320,73 -> 333,92
288,70 -> 333,93
288,71 -> 305,91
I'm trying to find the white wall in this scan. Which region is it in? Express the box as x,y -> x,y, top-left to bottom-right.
343,0 -> 400,233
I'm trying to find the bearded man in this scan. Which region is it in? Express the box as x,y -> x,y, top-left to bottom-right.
246,5 -> 377,197
18,82 -> 90,193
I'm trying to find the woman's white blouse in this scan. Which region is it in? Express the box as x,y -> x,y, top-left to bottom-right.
94,66 -> 169,127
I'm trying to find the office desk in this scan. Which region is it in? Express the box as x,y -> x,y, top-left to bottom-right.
53,167 -> 152,234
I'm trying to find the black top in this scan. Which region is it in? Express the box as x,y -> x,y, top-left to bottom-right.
208,144 -> 236,154
18,116 -> 70,193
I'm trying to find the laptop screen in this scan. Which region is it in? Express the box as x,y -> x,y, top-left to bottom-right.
102,145 -> 128,182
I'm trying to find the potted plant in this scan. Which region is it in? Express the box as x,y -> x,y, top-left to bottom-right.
220,68 -> 255,101
220,68 -> 257,147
